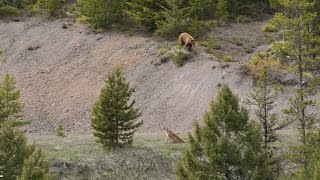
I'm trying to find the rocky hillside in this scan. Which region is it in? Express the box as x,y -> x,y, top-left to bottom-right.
0,17 -> 298,135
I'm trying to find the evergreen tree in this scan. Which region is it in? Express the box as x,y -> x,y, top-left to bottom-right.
0,73 -> 25,126
55,122 -> 66,138
188,0 -> 216,20
246,67 -> 281,177
271,0 -> 320,174
0,122 -> 34,180
216,0 -> 229,22
18,149 -> 50,180
79,0 -> 126,28
91,68 -> 142,150
176,85 -> 268,179
126,0 -> 166,31
155,0 -> 190,39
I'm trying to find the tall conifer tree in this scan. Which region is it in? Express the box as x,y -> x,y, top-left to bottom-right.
271,0 -> 320,174
0,73 -> 22,121
176,85 -> 268,179
91,68 -> 142,150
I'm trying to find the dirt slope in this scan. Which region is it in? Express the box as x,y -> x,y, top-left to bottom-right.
0,18 -> 291,135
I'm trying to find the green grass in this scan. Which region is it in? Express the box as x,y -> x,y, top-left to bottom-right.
28,133 -> 185,179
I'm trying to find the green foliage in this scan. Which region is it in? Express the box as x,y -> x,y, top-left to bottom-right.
173,49 -> 191,66
0,123 -> 35,180
55,122 -> 66,138
126,0 -> 166,31
188,0 -> 215,20
230,36 -> 244,46
261,23 -> 277,32
236,15 -> 250,23
91,68 -> 142,150
274,0 -> 319,143
43,0 -> 64,17
216,0 -> 229,22
0,6 -> 20,16
155,0 -> 189,39
201,33 -> 221,49
0,73 -> 23,125
18,149 -> 50,180
79,0 -> 126,28
176,85 -> 268,179
222,55 -> 235,62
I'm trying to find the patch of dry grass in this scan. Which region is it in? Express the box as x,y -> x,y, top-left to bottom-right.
28,133 -> 184,179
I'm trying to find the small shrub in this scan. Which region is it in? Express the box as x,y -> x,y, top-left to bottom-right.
202,34 -> 221,50
56,123 -> 66,138
0,6 -> 20,17
0,48 -> 3,55
222,55 -> 235,62
244,46 -> 254,54
27,44 -> 41,51
44,0 -> 64,17
173,49 -> 191,66
205,48 -> 224,60
246,51 -> 283,76
261,23 -> 277,32
158,46 -> 171,56
236,15 -> 250,24
27,2 -> 41,15
231,36 -> 244,46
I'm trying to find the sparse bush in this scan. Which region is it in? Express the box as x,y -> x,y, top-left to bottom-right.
244,46 -> 254,54
0,48 -> 3,55
56,122 -> 66,138
246,51 -> 283,76
158,46 -> 171,56
0,6 -> 20,17
236,15 -> 250,23
261,23 -> 277,32
173,49 -> 191,66
201,33 -> 221,50
222,55 -> 235,62
231,36 -> 244,46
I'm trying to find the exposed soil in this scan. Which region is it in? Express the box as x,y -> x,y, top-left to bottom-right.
0,18 -> 308,135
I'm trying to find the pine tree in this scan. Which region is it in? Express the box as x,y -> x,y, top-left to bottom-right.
79,0 -> 126,28
155,0 -> 190,39
216,0 -> 229,22
246,67 -> 281,177
271,0 -> 320,175
18,149 -> 50,180
55,122 -> 66,138
189,0 -> 215,20
0,73 -> 26,126
176,85 -> 268,179
91,68 -> 142,150
126,0 -> 166,31
0,122 -> 34,180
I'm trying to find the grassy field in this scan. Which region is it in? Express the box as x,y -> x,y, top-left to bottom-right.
28,133 -> 186,180
27,129 -> 301,179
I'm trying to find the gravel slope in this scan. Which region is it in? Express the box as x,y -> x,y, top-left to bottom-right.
0,18 -> 298,134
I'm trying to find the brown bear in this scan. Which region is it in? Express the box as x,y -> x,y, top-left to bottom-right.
178,32 -> 196,51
